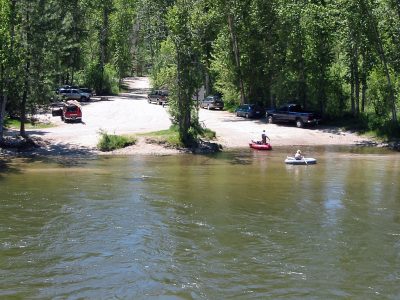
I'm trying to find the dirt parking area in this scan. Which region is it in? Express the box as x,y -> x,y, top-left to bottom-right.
31,77 -> 372,154
199,109 -> 370,148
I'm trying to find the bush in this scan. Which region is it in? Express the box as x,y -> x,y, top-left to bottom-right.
97,131 -> 136,151
84,62 -> 119,95
375,119 -> 400,139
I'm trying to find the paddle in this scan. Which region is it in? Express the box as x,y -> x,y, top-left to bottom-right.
302,153 -> 308,165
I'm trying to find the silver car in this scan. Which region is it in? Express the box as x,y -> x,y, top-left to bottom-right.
59,88 -> 91,102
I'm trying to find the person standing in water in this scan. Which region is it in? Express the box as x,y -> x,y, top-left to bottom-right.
261,130 -> 270,144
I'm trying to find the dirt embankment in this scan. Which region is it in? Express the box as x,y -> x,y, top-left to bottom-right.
2,77 -> 376,156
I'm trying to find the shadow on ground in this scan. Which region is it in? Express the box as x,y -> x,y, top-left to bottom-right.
1,130 -> 96,158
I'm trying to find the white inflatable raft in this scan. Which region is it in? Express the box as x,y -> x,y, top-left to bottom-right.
285,157 -> 317,165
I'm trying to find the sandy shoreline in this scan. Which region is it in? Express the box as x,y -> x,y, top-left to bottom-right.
1,77 -> 380,157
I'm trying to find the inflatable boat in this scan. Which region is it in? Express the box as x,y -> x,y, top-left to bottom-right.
249,141 -> 272,150
285,156 -> 317,165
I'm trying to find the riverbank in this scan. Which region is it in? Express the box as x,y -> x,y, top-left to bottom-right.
1,77 -> 395,158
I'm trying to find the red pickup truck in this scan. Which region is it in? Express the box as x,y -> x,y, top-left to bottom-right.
51,100 -> 82,122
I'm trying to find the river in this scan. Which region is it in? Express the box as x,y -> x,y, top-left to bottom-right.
1,146 -> 399,299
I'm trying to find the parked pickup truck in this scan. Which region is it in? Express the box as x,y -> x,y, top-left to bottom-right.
147,89 -> 169,106
51,100 -> 82,123
266,103 -> 321,128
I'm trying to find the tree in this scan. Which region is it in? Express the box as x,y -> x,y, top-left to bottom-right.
167,0 -> 202,145
0,0 -> 15,140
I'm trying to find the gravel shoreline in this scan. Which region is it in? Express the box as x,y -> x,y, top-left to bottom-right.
2,76 -> 394,158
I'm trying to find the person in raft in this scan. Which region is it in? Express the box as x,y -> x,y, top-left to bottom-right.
294,149 -> 304,160
261,130 -> 270,144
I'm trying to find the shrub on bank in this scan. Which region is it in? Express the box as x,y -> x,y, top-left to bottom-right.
97,131 -> 137,151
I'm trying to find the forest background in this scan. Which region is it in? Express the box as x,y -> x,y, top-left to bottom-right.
0,0 -> 399,145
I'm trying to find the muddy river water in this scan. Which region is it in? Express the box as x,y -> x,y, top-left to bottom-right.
1,146 -> 399,299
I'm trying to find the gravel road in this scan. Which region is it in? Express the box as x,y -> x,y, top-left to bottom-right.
36,77 -> 171,149
34,77 -> 371,152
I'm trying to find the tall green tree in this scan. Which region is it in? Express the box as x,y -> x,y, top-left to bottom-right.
110,0 -> 136,81
0,0 -> 15,140
166,0 -> 203,145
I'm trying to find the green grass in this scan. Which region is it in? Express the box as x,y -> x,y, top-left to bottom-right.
199,127 -> 216,140
142,126 -> 184,148
4,118 -> 54,129
97,131 -> 137,151
142,124 -> 217,148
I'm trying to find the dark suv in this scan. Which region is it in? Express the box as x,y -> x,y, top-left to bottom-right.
147,90 -> 169,105
235,104 -> 265,119
200,95 -> 224,110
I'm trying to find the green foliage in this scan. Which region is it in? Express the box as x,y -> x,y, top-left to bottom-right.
210,30 -> 240,105
150,39 -> 177,89
367,68 -> 397,117
84,62 -> 119,95
97,130 -> 137,151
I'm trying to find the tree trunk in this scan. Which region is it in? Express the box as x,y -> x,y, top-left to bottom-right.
297,40 -> 307,108
20,5 -> 32,138
176,51 -> 189,145
0,0 -> 17,140
353,46 -> 360,115
376,37 -> 397,122
0,63 -> 5,140
0,95 -> 6,140
394,0 -> 400,21
361,58 -> 367,113
20,57 -> 30,138
350,60 -> 355,116
227,13 -> 245,105
362,0 -> 397,122
99,5 -> 110,94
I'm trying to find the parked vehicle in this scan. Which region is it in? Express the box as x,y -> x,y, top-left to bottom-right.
200,95 -> 224,110
235,104 -> 265,119
51,100 -> 82,122
266,103 -> 321,128
58,88 -> 91,102
147,90 -> 169,106
79,88 -> 94,96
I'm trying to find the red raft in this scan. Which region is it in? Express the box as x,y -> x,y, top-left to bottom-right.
249,141 -> 272,150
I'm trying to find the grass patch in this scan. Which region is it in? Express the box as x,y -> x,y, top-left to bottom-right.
141,124 -> 217,148
142,126 -> 184,148
97,131 -> 137,151
198,127 -> 216,140
4,118 -> 54,129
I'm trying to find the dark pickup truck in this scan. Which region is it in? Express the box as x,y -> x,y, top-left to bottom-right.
266,103 -> 321,128
147,89 -> 169,106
